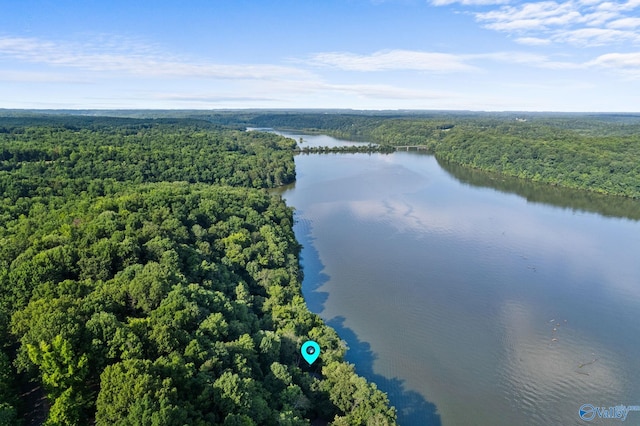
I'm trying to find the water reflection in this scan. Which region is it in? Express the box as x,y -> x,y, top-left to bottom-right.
279,132 -> 640,425
498,300 -> 625,426
437,158 -> 640,221
294,207 -> 442,425
327,317 -> 441,426
293,210 -> 329,314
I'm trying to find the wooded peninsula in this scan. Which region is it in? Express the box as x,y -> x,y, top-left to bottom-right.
0,115 -> 396,425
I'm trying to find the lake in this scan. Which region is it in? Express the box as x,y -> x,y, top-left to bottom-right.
276,132 -> 640,426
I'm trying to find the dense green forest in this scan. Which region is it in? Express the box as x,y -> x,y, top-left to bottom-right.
207,111 -> 640,199
0,116 -> 396,425
0,117 -> 295,199
372,118 -> 640,198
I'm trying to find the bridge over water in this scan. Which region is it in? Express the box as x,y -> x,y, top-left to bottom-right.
394,145 -> 429,151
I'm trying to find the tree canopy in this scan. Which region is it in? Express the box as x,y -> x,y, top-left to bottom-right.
0,115 -> 396,425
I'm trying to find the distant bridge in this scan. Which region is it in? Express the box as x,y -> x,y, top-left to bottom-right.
394,145 -> 429,151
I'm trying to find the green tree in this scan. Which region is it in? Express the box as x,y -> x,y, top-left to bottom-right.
44,387 -> 85,426
95,359 -> 188,425
27,334 -> 88,397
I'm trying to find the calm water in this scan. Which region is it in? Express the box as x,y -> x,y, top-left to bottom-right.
278,132 -> 640,426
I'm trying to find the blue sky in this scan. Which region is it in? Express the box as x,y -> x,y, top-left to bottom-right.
1,0 -> 639,111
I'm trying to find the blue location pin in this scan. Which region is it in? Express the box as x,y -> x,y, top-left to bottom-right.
301,340 -> 320,365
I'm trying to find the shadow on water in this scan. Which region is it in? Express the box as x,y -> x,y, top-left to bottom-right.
294,211 -> 441,426
437,157 -> 640,221
327,316 -> 441,426
293,211 -> 330,313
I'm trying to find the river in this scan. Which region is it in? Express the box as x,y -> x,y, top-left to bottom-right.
276,132 -> 640,426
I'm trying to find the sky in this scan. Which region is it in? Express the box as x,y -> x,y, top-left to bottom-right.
1,0 -> 639,111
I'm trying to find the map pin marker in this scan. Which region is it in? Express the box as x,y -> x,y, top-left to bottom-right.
301,340 -> 320,365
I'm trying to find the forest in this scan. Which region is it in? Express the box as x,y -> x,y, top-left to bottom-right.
204,111 -> 640,199
382,117 -> 640,198
0,116 -> 397,425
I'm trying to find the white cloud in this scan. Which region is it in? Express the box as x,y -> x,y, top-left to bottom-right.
583,52 -> 640,79
308,49 -> 477,72
308,48 -> 584,74
607,17 -> 640,28
0,70 -> 92,83
582,10 -> 620,26
149,93 -> 279,103
477,1 -> 583,31
472,51 -> 581,68
322,83 -> 453,99
468,0 -> 640,47
596,0 -> 640,12
0,36 -> 313,81
505,80 -> 596,90
515,37 -> 552,45
473,51 -> 549,63
557,27 -> 640,45
588,52 -> 640,68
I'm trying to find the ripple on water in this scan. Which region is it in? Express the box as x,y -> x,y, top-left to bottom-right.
281,137 -> 640,426
498,301 -> 630,425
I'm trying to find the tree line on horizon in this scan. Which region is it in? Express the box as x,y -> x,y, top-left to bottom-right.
223,112 -> 640,199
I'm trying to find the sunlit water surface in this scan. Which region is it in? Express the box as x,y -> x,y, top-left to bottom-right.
276,132 -> 640,426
